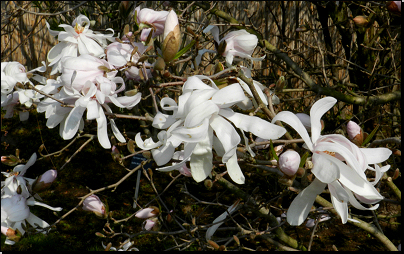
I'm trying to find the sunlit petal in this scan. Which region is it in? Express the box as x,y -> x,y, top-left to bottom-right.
309,97 -> 336,144
189,128 -> 213,182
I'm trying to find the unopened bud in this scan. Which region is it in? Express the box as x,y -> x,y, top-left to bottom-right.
386,1 -> 401,16
162,10 -> 181,63
278,150 -> 301,176
353,16 -> 369,27
1,155 -> 20,166
347,121 -> 363,146
32,169 -> 57,193
82,194 -> 108,219
204,179 -> 213,190
154,57 -> 166,71
296,167 -> 305,178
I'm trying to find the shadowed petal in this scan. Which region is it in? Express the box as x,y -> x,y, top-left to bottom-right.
286,178 -> 326,226
226,153 -> 245,184
190,127 -> 213,182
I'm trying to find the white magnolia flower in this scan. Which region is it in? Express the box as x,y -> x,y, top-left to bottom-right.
1,153 -> 38,199
1,193 -> 62,238
134,7 -> 169,42
136,75 -> 286,184
272,97 -> 392,225
61,77 -> 141,149
46,14 -> 115,74
203,26 -> 265,66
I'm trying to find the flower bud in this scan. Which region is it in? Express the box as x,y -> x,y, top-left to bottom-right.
144,217 -> 160,231
347,121 -> 363,146
162,10 -> 181,63
386,1 -> 401,16
1,227 -> 22,243
32,169 -> 57,193
1,155 -> 21,166
278,150 -> 301,176
353,16 -> 369,27
135,206 -> 159,219
82,194 -> 108,219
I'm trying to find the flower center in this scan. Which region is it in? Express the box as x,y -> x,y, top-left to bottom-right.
74,23 -> 85,34
323,150 -> 336,157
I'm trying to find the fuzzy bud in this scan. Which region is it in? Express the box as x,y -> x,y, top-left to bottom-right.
353,16 -> 369,27
347,121 -> 363,146
32,169 -> 57,193
1,155 -> 20,167
278,150 -> 301,176
162,10 -> 181,63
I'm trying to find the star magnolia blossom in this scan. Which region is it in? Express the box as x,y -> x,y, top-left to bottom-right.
136,75 -> 286,184
46,14 -> 115,75
272,97 -> 392,225
1,153 -> 38,199
203,26 -> 265,66
134,7 -> 169,42
1,193 -> 62,239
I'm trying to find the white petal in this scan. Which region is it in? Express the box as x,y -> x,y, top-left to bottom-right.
330,194 -> 348,224
95,104 -> 110,149
152,142 -> 175,166
62,105 -> 86,140
311,153 -> 340,183
184,100 -> 219,128
272,111 -> 313,151
157,143 -> 197,172
152,112 -> 177,129
359,147 -> 392,164
86,100 -> 99,120
25,213 -> 50,232
203,25 -> 220,44
309,97 -> 337,144
206,200 -> 240,240
286,178 -> 326,226
328,181 -> 349,203
220,108 -> 286,140
226,153 -> 245,184
135,133 -> 162,150
345,188 -> 380,210
171,118 -> 210,143
19,153 -> 37,175
210,83 -> 246,108
209,115 -> 240,162
190,128 -> 213,182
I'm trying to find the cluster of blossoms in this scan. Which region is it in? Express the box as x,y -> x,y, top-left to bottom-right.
1,153 -> 61,245
1,4 -> 394,248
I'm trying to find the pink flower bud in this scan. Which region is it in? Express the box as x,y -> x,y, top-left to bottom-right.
82,194 -> 107,219
347,121 -> 363,146
386,1 -> 401,15
278,150 -> 301,176
135,206 -> 159,219
143,217 -> 159,231
32,169 -> 57,193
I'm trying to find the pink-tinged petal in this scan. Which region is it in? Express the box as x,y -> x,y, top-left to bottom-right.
309,97 -> 337,144
184,100 -> 219,128
95,104 -> 110,149
220,108 -> 286,140
345,188 -> 380,210
226,153 -> 245,184
163,10 -> 179,39
328,181 -> 349,203
106,47 -> 128,67
152,142 -> 175,166
86,100 -> 99,120
311,153 -> 340,183
209,115 -> 240,163
359,147 -> 392,165
211,83 -> 246,108
272,111 -> 313,151
286,178 -> 326,226
190,128 -> 214,182
62,105 -> 86,140
171,118 -> 210,143
330,194 -> 348,224
144,219 -> 155,231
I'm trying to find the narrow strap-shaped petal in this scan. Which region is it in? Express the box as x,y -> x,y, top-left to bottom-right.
209,115 -> 240,163
190,127 -> 213,182
309,97 -> 337,144
345,187 -> 380,211
226,153 -> 245,184
286,178 -> 326,226
95,103 -> 110,149
62,105 -> 86,140
221,108 -> 286,140
360,147 -> 392,164
330,194 -> 348,224
206,200 -> 240,240
210,83 -> 247,108
19,153 -> 37,175
272,111 -> 313,151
